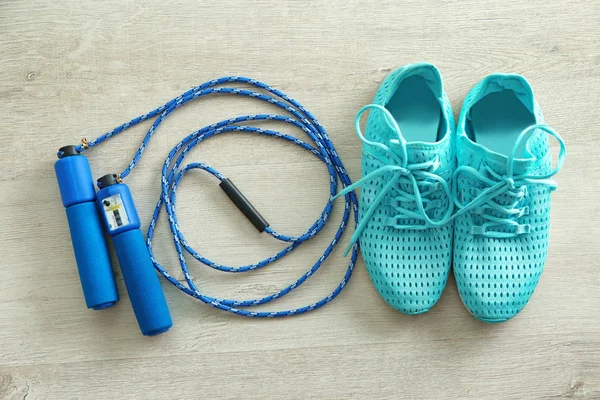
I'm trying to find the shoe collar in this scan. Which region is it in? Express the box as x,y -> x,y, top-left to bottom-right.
457,73 -> 543,176
373,63 -> 453,156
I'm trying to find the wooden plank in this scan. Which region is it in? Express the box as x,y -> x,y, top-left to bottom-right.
0,0 -> 599,398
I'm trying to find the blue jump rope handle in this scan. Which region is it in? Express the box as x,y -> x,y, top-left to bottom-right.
112,229 -> 172,336
97,181 -> 172,336
54,153 -> 119,310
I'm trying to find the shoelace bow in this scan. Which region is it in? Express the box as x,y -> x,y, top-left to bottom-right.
452,123 -> 566,238
332,104 -> 454,255
332,104 -> 566,252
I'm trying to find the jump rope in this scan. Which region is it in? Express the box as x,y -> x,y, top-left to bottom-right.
54,77 -> 359,336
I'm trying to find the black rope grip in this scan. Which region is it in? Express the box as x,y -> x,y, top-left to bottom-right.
220,178 -> 269,232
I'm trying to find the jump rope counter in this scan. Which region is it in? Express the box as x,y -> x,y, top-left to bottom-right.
54,77 -> 359,336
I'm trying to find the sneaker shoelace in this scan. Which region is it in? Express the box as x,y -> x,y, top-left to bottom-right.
332,104 -> 453,254
332,106 -> 566,251
452,124 -> 566,238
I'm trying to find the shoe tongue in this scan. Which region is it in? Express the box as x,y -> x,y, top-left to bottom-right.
466,146 -> 535,210
459,136 -> 536,176
403,142 -> 447,165
387,139 -> 442,165
481,153 -> 534,176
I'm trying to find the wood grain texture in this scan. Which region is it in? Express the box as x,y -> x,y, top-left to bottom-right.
1,0 -> 599,398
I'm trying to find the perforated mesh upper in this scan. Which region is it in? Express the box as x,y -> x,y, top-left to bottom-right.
359,64 -> 456,314
454,74 -> 553,322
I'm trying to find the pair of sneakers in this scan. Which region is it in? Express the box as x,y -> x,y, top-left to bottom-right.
336,62 -> 566,322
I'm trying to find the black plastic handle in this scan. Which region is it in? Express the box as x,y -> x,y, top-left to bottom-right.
220,178 -> 269,232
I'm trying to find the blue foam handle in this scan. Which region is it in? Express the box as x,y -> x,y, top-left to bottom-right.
112,229 -> 172,336
65,202 -> 119,309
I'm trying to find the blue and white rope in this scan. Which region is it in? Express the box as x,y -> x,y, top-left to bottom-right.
68,76 -> 359,317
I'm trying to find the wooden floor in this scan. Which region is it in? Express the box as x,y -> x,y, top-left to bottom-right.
1,0 -> 599,398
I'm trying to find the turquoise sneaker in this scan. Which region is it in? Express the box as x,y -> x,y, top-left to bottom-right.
335,63 -> 455,314
453,73 -> 566,322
